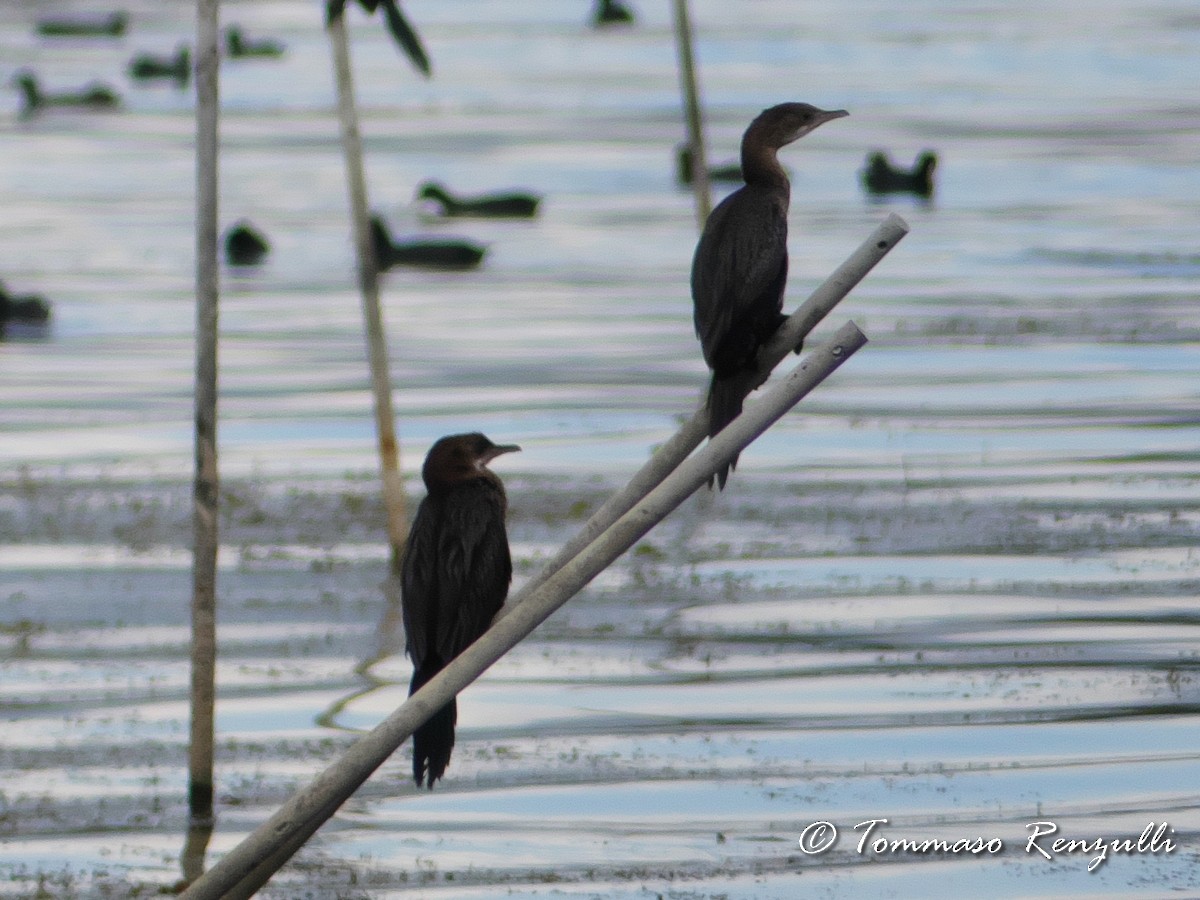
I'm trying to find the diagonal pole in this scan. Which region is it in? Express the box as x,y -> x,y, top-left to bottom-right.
505,212 -> 908,610
178,321 -> 868,900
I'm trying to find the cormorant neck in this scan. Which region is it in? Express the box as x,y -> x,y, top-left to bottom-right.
740,141 -> 790,194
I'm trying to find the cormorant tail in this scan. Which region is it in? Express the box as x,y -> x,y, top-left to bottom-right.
410,663 -> 457,788
706,374 -> 743,490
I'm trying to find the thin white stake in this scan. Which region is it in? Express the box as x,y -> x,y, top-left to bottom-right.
328,12 -> 409,571
187,0 -> 221,826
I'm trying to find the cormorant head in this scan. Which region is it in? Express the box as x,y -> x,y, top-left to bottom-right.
747,102 -> 848,151
916,151 -> 938,175
423,432 -> 520,490
416,181 -> 450,203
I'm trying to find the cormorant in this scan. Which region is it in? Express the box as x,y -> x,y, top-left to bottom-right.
128,46 -> 190,85
36,12 -> 128,38
327,0 -> 431,78
592,0 -> 635,26
861,150 -> 937,198
402,432 -> 520,788
13,71 -> 120,117
690,102 -> 848,488
416,181 -> 540,219
224,26 -> 285,59
223,221 -> 270,266
370,215 -> 486,271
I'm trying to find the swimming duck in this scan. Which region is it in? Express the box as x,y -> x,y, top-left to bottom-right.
128,46 -> 190,85
370,215 -> 486,271
223,221 -> 270,266
0,281 -> 52,326
675,144 -> 744,186
12,71 -> 120,117
592,0 -> 635,26
36,12 -> 128,38
416,181 -> 540,219
861,150 -> 937,198
224,26 -> 285,59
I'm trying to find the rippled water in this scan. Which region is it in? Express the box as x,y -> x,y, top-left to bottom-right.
1,0 -> 1198,897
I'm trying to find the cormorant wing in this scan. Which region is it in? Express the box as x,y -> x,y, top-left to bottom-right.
690,187 -> 789,368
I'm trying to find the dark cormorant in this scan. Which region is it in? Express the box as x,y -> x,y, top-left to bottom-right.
224,26 -> 285,59
36,12 -> 128,38
13,71 -> 120,117
223,221 -> 270,266
592,0 -> 635,26
402,432 -> 520,788
861,150 -> 937,198
370,215 -> 487,271
327,0 -> 431,78
691,102 -> 848,488
128,46 -> 190,85
416,181 -> 540,219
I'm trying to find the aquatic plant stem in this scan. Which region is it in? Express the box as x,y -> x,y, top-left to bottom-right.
504,212 -> 908,611
187,0 -> 220,827
672,0 -> 711,227
177,322 -> 868,900
329,12 -> 409,573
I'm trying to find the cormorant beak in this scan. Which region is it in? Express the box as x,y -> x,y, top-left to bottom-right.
481,443 -> 521,464
816,108 -> 850,126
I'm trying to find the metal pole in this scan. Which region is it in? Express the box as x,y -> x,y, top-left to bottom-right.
506,213 -> 909,608
178,321 -> 868,900
328,12 -> 409,573
188,0 -> 221,826
671,0 -> 711,227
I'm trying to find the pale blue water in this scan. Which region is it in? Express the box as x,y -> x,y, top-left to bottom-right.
0,0 -> 1198,897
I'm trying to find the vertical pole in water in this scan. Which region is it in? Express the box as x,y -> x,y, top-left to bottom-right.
672,0 -> 711,228
327,13 -> 408,573
189,0 -> 220,824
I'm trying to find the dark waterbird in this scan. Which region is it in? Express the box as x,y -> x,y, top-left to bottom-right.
224,26 -> 285,59
416,181 -> 540,219
675,144 -> 743,186
592,0 -> 635,26
327,0 -> 431,78
402,432 -> 519,788
223,221 -> 270,266
12,71 -> 120,117
861,150 -> 937,198
370,215 -> 486,271
0,282 -> 52,327
128,46 -> 190,85
36,12 -> 128,38
691,102 -> 848,488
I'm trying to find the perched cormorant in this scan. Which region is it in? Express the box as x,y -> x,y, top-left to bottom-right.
861,150 -> 937,198
36,12 -> 128,38
370,215 -> 486,271
12,71 -> 120,117
0,282 -> 52,326
327,0 -> 431,78
223,221 -> 270,266
224,26 -> 285,59
691,102 -> 848,488
416,181 -> 541,219
675,144 -> 743,186
402,432 -> 520,788
592,0 -> 635,26
128,46 -> 190,85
